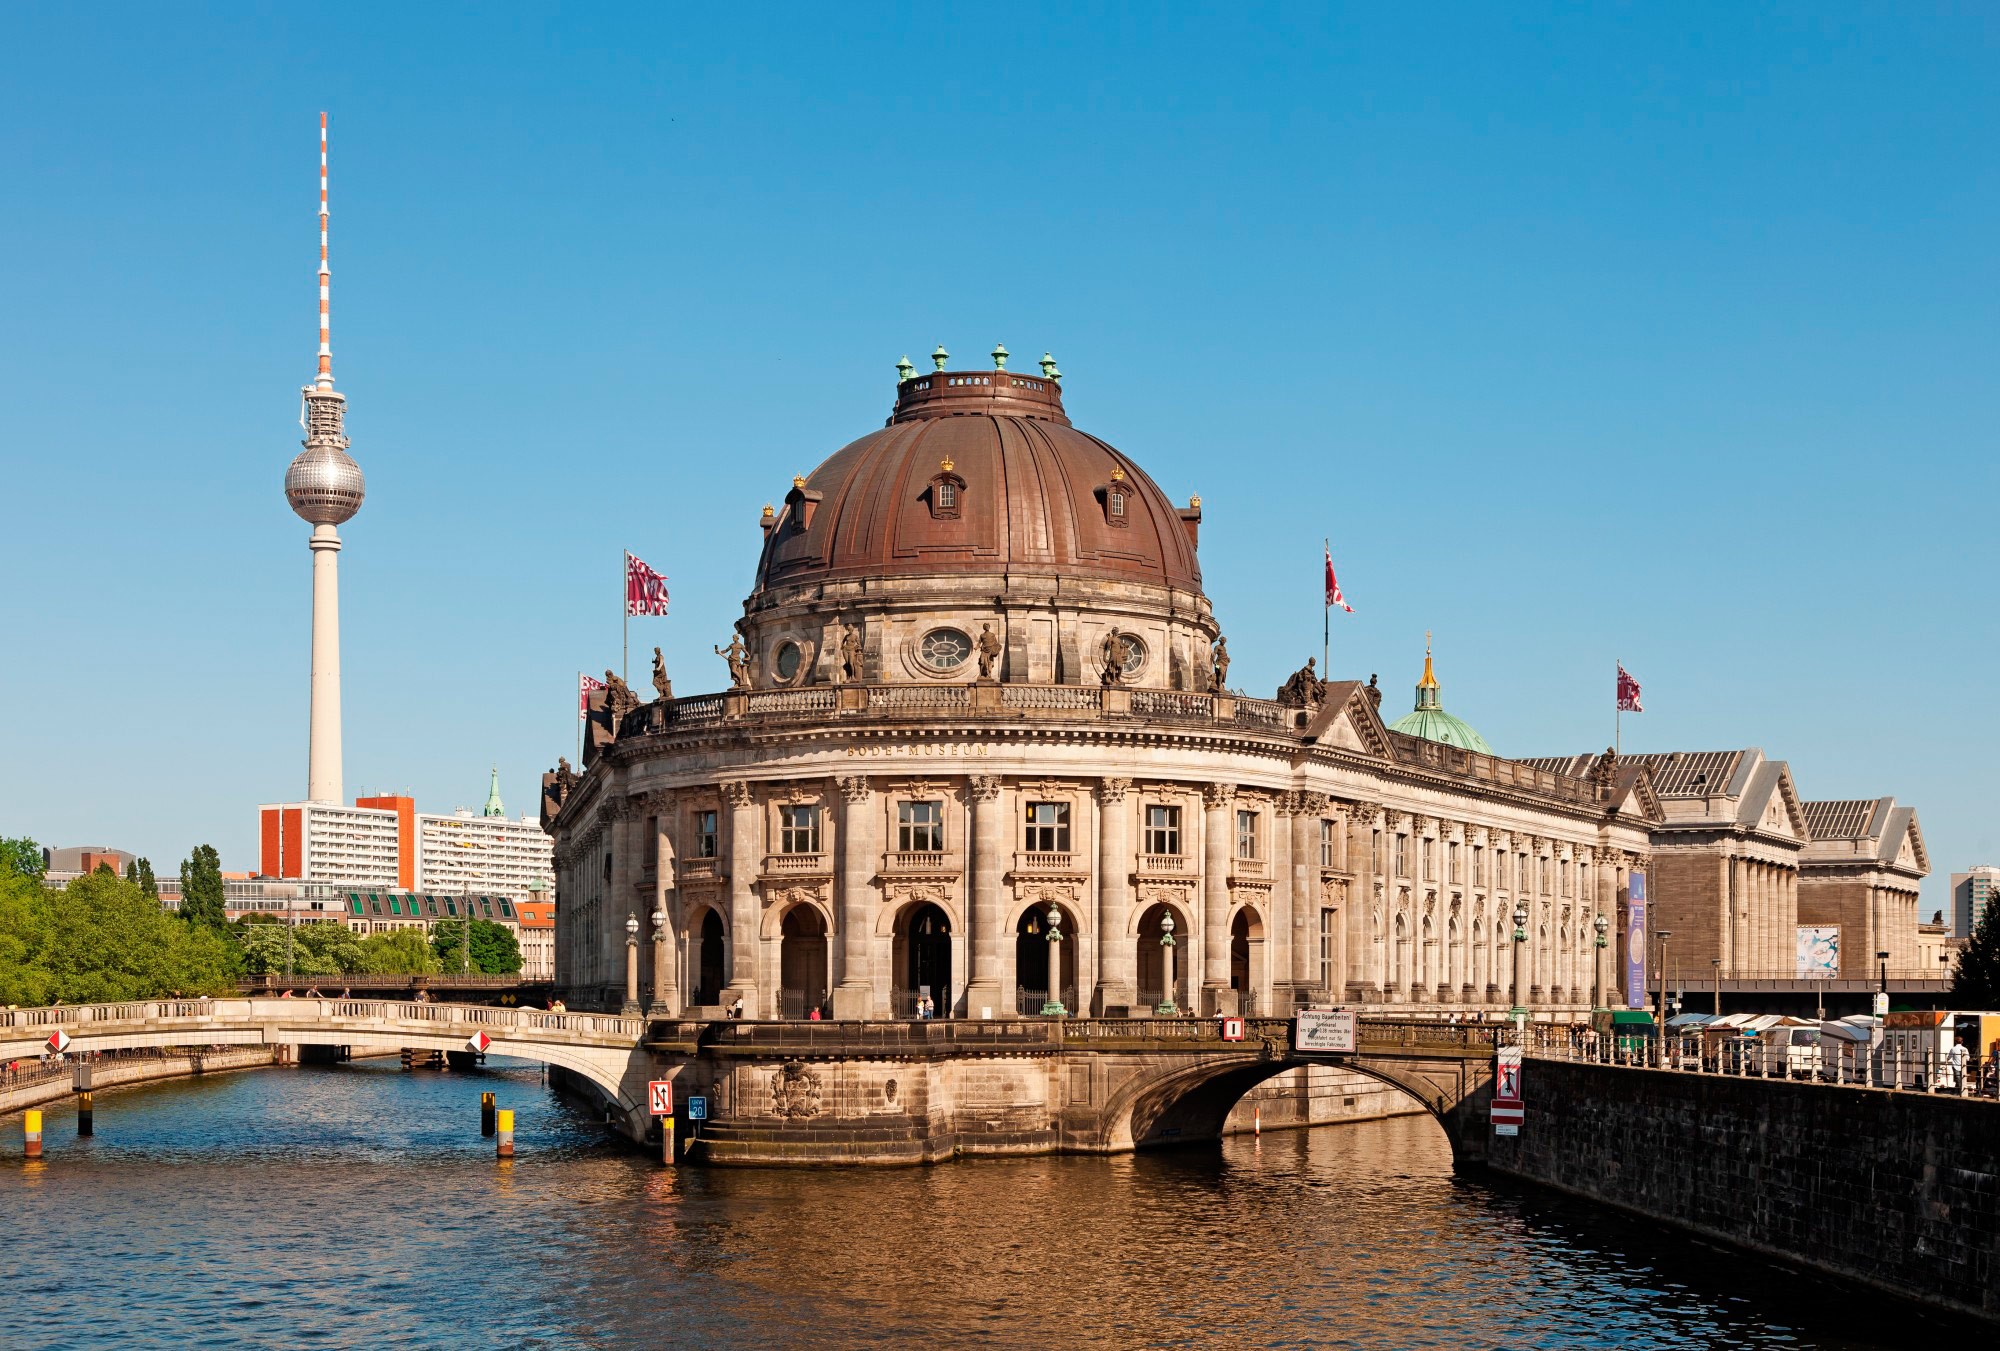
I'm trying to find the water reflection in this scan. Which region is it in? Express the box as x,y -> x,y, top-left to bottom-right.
0,1059 -> 1971,1349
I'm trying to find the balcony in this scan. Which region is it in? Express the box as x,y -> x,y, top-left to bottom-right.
1230,856 -> 1269,881
676,857 -> 720,885
1013,851 -> 1080,875
1136,854 -> 1190,875
882,851 -> 957,875
761,853 -> 830,878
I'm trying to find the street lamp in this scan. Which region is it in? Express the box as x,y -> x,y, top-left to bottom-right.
1591,913 -> 1610,1014
1041,903 -> 1066,1017
1509,903 -> 1529,1028
1654,930 -> 1674,1065
649,902 -> 670,1017
1156,911 -> 1180,1016
622,912 -> 641,1015
1711,957 -> 1723,1020
1876,949 -> 1891,1018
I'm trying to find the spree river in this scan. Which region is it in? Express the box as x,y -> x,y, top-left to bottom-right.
0,1058 -> 1967,1349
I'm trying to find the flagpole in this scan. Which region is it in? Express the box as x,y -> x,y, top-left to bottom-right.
622,551 -> 630,684
1615,657 -> 1621,757
577,672 -> 584,764
1322,538 -> 1330,674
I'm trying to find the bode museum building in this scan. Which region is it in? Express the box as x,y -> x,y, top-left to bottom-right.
545,351 -> 1664,1020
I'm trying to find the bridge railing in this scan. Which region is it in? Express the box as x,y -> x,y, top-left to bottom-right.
1529,1031 -> 2000,1100
0,998 -> 646,1044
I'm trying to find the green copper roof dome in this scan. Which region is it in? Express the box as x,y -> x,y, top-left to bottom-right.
1387,643 -> 1494,755
482,767 -> 505,818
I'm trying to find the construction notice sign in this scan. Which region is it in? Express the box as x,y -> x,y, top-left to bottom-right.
466,1031 -> 492,1054
1492,1046 -> 1523,1135
1294,1008 -> 1357,1054
648,1080 -> 674,1116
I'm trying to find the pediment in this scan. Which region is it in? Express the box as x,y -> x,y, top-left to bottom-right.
1304,682 -> 1393,759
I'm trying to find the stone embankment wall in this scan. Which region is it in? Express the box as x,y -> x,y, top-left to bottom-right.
1489,1060 -> 2000,1323
1223,1066 -> 1428,1135
0,1048 -> 282,1118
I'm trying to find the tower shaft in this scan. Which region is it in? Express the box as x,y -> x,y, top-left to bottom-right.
308,523 -> 344,802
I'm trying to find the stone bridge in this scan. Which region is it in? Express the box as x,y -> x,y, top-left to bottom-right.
0,1002 -> 1513,1166
0,999 -> 653,1131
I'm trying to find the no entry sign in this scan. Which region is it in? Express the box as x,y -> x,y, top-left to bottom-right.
648,1080 -> 674,1116
466,1031 -> 492,1053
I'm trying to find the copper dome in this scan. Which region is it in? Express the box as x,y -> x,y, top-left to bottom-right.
753,369 -> 1203,596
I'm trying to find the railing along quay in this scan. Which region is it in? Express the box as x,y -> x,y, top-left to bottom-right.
1525,1029 -> 2000,1100
0,999 -> 645,1043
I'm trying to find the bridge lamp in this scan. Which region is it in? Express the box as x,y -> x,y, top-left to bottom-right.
1041,903 -> 1066,1018
622,912 -> 642,1016
1508,903 -> 1529,1027
649,903 -> 670,1017
1156,911 -> 1180,1017
1591,913 -> 1609,1016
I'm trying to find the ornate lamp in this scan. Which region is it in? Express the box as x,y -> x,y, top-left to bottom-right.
1509,902 -> 1530,1025
1041,903 -> 1066,1017
1156,911 -> 1179,1016
622,912 -> 641,1015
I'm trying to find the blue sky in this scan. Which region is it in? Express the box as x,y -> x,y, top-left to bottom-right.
2,5 -> 1994,910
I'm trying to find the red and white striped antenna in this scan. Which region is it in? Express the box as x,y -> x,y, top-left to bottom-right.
316,111 -> 333,390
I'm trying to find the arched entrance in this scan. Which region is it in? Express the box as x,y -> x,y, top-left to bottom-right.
893,902 -> 952,1017
779,905 -> 828,1019
1015,903 -> 1079,1015
1136,901 -> 1186,1013
693,908 -> 725,1008
1229,907 -> 1263,1016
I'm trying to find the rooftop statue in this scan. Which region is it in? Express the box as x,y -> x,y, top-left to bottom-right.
976,623 -> 1002,680
1100,630 -> 1130,687
1276,657 -> 1326,710
652,647 -> 674,704
715,634 -> 750,690
840,624 -> 863,683
1210,635 -> 1231,693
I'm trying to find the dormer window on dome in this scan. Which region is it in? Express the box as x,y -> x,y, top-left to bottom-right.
783,474 -> 823,534
1096,467 -> 1131,528
927,456 -> 966,521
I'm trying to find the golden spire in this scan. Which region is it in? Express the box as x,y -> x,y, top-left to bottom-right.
1419,631 -> 1438,690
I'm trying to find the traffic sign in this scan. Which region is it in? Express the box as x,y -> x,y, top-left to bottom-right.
1294,1008 -> 1356,1054
648,1080 -> 674,1116
466,1031 -> 492,1054
1220,1017 -> 1245,1042
687,1095 -> 708,1121
47,1030 -> 70,1054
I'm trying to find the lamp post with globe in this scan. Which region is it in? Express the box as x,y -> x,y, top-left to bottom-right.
1041,904 -> 1066,1017
623,913 -> 642,1015
1157,911 -> 1180,1016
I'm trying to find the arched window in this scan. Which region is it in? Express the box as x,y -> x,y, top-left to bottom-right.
927,457 -> 966,521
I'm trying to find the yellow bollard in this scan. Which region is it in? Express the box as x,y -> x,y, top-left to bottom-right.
495,1108 -> 515,1159
662,1116 -> 676,1166
1254,1106 -> 1261,1137
25,1109 -> 43,1159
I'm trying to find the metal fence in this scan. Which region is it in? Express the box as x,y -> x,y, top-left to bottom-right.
1527,1030 -> 2000,1099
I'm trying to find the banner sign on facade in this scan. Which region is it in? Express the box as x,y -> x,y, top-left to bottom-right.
1492,1046 -> 1523,1135
1624,871 -> 1648,1009
1796,925 -> 1840,978
1294,1008 -> 1357,1054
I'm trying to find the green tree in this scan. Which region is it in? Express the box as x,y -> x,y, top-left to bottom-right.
178,844 -> 227,931
358,928 -> 442,975
0,869 -> 237,1003
237,919 -> 364,977
136,857 -> 158,901
1952,900 -> 2000,1008
2,836 -> 45,879
432,917 -> 522,975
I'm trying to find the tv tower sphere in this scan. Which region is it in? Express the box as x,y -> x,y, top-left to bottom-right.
285,401 -> 365,525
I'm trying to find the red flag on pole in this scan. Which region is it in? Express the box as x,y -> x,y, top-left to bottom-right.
579,672 -> 606,717
625,553 -> 670,617
1616,664 -> 1644,713
1324,544 -> 1354,613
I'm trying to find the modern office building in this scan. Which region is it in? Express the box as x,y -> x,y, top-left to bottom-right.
415,772 -> 556,901
1952,866 -> 2000,939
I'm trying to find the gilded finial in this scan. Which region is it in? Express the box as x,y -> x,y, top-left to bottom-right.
932,344 -> 949,371
1189,494 -> 1201,508
940,456 -> 954,473
792,475 -> 807,490
896,354 -> 915,383
1419,632 -> 1438,690
1109,467 -> 1125,482
991,342 -> 1009,370
761,503 -> 774,520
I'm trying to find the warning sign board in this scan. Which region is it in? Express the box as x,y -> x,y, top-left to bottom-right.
1220,1017 -> 1245,1042
648,1080 -> 674,1116
1293,1008 -> 1356,1054
47,1029 -> 71,1054
466,1031 -> 492,1054
1492,1045 -> 1523,1136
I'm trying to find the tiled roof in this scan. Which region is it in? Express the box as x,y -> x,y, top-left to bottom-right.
1802,799 -> 1881,841
1519,750 -> 1747,799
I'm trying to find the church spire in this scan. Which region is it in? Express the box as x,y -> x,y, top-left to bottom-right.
483,766 -> 505,817
1414,631 -> 1441,710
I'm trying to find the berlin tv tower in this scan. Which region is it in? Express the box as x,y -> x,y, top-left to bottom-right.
284,113 -> 365,804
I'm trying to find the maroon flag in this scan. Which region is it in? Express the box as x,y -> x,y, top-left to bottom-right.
625,552 -> 670,617
1616,664 -> 1644,713
578,672 -> 606,717
1323,544 -> 1354,613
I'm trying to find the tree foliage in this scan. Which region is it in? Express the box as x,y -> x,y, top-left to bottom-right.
236,920 -> 365,977
178,844 -> 228,931
357,928 -> 442,975
0,869 -> 238,1005
1952,899 -> 2000,1009
432,918 -> 522,975
3,837 -> 46,879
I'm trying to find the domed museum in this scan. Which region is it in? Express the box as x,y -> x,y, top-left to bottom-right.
544,350 -> 1661,1021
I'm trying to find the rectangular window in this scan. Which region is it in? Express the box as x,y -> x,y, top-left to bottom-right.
1394,835 -> 1408,878
1560,859 -> 1570,896
498,899 -> 515,918
780,804 -> 821,854
1421,838 -> 1435,880
350,897 -> 364,916
694,809 -> 718,859
368,895 -> 383,915
1024,802 -> 1071,852
388,896 -> 403,915
1319,819 -> 1335,869
1473,845 -> 1484,887
1145,805 -> 1182,856
1320,908 -> 1337,991
479,899 -> 494,918
1449,841 -> 1461,884
898,800 -> 944,852
1236,810 -> 1258,860
444,897 -> 459,916
644,816 -> 659,869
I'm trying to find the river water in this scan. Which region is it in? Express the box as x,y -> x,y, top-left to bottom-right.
0,1058 -> 1966,1349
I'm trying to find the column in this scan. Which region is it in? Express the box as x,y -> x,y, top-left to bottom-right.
964,776 -> 1005,1017
1757,863 -> 1774,975
1201,783 -> 1234,1013
1344,804 -> 1376,1001
1265,794 -> 1292,1015
651,798 -> 679,1014
832,775 -> 876,1020
1289,796 -> 1325,1003
1729,855 -> 1748,976
1096,778 -> 1135,1012
721,781 -> 761,1017
1715,853 -> 1733,976
1523,838 -> 1543,1003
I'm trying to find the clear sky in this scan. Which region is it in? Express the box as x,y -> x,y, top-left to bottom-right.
2,6 -> 1993,911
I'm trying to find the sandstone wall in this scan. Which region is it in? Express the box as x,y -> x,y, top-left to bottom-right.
1222,1065 -> 1428,1134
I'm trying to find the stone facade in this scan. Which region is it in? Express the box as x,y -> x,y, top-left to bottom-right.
1799,797 -> 1929,978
